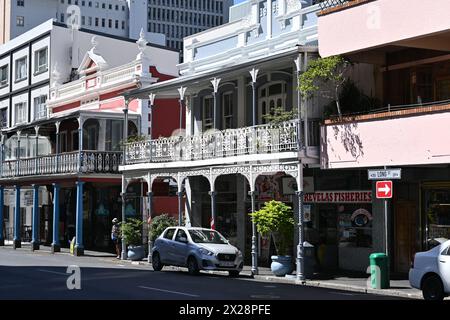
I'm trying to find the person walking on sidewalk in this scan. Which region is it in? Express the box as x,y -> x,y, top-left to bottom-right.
111,218 -> 121,259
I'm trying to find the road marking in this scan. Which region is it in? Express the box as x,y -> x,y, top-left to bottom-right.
37,269 -> 67,276
138,285 -> 200,297
328,291 -> 359,296
250,295 -> 281,299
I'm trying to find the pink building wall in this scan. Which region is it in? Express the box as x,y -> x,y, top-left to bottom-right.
321,110 -> 450,169
318,0 -> 450,57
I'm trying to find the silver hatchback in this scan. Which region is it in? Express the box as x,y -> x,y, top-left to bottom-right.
151,227 -> 244,276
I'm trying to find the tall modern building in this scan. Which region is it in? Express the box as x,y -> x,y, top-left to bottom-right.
0,0 -> 165,45
1,0 -> 234,50
147,0 -> 234,51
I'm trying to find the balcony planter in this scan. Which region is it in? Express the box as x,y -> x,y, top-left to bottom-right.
271,255 -> 294,277
127,245 -> 145,261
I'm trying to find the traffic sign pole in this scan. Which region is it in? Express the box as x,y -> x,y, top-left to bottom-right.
384,167 -> 389,257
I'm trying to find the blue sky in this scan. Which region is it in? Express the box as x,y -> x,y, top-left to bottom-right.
234,0 -> 246,4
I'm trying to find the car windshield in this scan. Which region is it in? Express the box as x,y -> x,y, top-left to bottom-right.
188,229 -> 228,244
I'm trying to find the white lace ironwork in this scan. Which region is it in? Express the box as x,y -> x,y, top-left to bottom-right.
125,121 -> 299,165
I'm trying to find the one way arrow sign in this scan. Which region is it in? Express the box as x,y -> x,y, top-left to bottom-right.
376,181 -> 393,199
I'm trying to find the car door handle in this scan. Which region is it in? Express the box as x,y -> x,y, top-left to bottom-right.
439,260 -> 446,263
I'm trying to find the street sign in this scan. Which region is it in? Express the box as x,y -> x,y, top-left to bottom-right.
368,169 -> 401,180
376,181 -> 393,199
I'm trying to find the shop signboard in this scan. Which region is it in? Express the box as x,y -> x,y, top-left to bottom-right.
303,191 -> 372,203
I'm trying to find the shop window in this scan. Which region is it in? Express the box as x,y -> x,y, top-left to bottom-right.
425,189 -> 450,247
338,205 -> 373,248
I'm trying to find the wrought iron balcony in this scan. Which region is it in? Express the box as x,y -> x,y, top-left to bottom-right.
125,121 -> 301,165
1,151 -> 123,178
316,0 -> 351,11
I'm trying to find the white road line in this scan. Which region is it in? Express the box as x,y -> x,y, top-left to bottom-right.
328,291 -> 359,296
138,285 -> 200,297
37,269 -> 68,276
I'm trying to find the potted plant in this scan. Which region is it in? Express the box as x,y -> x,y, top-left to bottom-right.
148,214 -> 177,262
250,200 -> 295,277
120,218 -> 145,261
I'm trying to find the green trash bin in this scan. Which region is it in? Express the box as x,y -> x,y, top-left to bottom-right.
369,253 -> 390,289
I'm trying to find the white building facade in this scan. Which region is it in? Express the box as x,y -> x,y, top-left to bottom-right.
0,19 -> 179,253
121,0 -> 323,273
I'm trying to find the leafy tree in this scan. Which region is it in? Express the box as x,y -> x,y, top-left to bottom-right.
262,107 -> 297,124
120,218 -> 144,247
148,214 -> 178,242
249,200 -> 295,256
299,55 -> 350,118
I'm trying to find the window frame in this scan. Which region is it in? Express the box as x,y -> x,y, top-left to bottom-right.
14,56 -> 28,83
0,65 -> 8,87
16,15 -> 24,27
15,102 -> 27,125
34,47 -> 48,75
33,95 -> 47,120
222,91 -> 234,130
163,228 -> 176,240
202,95 -> 214,132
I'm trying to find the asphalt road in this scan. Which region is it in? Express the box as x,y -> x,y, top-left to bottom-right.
0,246 -> 406,300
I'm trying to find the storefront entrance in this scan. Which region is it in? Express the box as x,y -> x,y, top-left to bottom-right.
394,201 -> 417,273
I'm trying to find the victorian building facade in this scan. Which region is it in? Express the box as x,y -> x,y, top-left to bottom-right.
0,19 -> 179,255
120,0 -> 323,272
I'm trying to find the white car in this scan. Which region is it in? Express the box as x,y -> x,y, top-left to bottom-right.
151,227 -> 244,276
409,239 -> 450,300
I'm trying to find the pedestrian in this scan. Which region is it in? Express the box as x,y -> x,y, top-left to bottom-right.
111,218 -> 121,259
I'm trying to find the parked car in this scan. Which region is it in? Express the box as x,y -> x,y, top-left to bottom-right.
151,227 -> 244,276
409,239 -> 450,300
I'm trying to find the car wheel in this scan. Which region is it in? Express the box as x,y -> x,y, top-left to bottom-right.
422,275 -> 445,301
228,271 -> 240,277
187,256 -> 200,275
152,252 -> 164,272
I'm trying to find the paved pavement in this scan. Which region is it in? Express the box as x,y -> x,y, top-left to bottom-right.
0,244 -> 408,300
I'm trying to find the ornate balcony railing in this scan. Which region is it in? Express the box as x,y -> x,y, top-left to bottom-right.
316,0 -> 351,11
1,151 -> 123,178
125,121 -> 301,165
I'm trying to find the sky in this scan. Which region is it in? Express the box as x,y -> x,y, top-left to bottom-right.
234,0 -> 246,4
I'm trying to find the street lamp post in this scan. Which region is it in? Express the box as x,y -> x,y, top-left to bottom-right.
121,100 -> 129,261
249,69 -> 259,276
294,54 -> 306,281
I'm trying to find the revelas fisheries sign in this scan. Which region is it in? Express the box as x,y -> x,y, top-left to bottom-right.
303,191 -> 372,203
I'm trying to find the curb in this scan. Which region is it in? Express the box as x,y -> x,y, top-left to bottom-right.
251,275 -> 422,299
